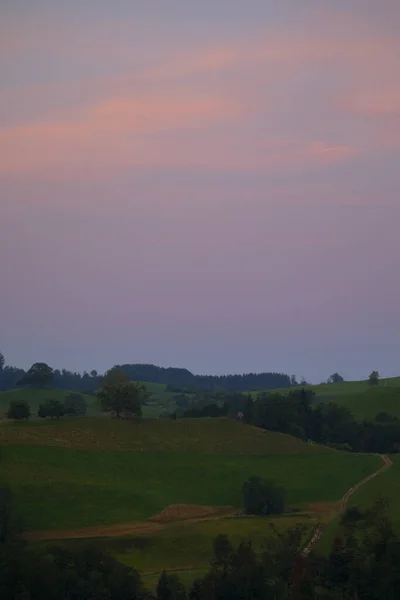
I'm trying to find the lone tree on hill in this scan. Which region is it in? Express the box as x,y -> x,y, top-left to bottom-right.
19,362 -> 53,388
328,373 -> 344,384
7,399 -> 31,420
369,371 -> 380,387
0,351 -> 4,372
242,476 -> 285,516
38,399 -> 64,419
97,368 -> 148,419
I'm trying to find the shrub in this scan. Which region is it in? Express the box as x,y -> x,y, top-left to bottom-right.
7,400 -> 30,420
63,393 -> 87,416
242,476 -> 285,516
38,399 -> 64,419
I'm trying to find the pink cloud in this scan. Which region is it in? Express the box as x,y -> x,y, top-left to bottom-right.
4,9 -> 399,179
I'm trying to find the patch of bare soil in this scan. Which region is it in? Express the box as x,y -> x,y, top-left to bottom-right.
21,505 -> 240,541
307,502 -> 339,516
148,504 -> 239,523
21,521 -> 163,541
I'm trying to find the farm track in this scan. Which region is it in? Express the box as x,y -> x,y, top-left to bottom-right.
21,508 -> 241,541
302,454 -> 393,555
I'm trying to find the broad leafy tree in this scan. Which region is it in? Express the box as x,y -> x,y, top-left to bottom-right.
369,370 -> 380,386
38,399 -> 64,419
7,399 -> 30,420
63,393 -> 87,416
328,372 -> 344,383
101,367 -> 131,387
97,369 -> 148,419
19,362 -> 53,388
0,352 -> 4,372
242,476 -> 285,516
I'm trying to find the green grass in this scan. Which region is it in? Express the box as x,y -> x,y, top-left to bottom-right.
315,455 -> 400,554
116,516 -> 313,583
258,377 -> 400,400
34,516 -> 313,590
0,417 -> 330,453
0,388 -> 99,419
249,378 -> 400,422
93,516 -> 312,572
335,387 -> 400,420
0,442 -> 380,530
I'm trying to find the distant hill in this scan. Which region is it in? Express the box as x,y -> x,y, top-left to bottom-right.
0,362 -> 291,393
253,377 -> 400,422
116,363 -> 290,391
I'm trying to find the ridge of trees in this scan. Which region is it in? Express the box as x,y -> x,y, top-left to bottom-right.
244,388 -> 400,454
0,355 -> 291,393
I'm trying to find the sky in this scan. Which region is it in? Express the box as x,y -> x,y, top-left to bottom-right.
1,1 -> 400,382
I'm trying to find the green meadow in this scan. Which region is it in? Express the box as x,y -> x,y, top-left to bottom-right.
0,418 -> 380,531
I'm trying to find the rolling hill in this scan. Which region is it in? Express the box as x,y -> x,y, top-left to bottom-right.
0,417 -> 380,532
334,387 -> 400,420
260,376 -> 400,400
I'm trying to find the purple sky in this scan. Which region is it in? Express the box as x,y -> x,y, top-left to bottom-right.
1,1 -> 400,382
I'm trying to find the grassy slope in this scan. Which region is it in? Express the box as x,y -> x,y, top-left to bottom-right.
35,516 -> 314,591
259,376 -> 400,399
335,387 -> 400,420
0,418 -> 380,530
0,417 -> 329,453
250,378 -> 400,421
0,388 -> 99,418
316,455 -> 400,554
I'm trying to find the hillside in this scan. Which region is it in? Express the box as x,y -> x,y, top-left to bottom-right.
335,387 -> 400,420
0,418 -> 380,531
0,416 -> 328,453
0,388 -> 99,418
261,376 -> 400,400
316,455 -> 400,555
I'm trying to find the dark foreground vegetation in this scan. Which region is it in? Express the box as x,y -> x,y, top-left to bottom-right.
1,487 -> 400,599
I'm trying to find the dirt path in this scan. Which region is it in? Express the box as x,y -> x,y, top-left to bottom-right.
21,507 -> 240,541
302,454 -> 393,556
22,454 -> 393,575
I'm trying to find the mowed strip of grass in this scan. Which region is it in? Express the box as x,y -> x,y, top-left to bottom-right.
0,445 -> 380,530
0,417 -> 330,454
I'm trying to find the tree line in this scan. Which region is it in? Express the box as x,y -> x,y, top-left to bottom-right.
244,388 -> 400,453
0,352 -> 291,393
2,486 -> 400,599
